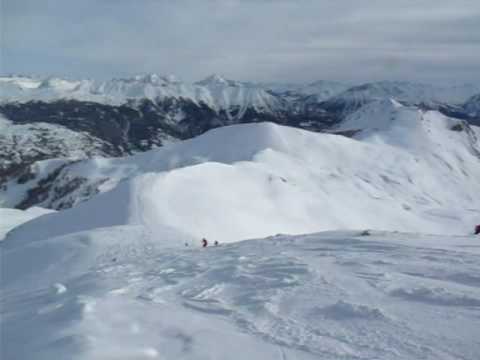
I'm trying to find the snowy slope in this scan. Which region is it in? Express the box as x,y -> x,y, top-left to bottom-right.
322,81 -> 480,116
6,75 -> 477,117
464,93 -> 480,117
0,74 -> 283,114
2,102 -> 480,359
0,207 -> 54,240
4,116 -> 480,246
193,74 -> 283,117
0,75 -> 96,102
338,98 -> 480,150
300,80 -> 352,101
262,80 -> 350,101
0,74 -> 345,107
3,75 -> 478,173
2,227 -> 480,359
0,115 -> 113,182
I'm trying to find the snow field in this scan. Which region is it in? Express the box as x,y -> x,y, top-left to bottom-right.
2,229 -> 480,359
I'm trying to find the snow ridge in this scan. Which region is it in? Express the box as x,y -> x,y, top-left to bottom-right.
4,113 -> 480,246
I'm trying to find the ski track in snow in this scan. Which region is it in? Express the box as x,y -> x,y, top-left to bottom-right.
2,231 -> 480,359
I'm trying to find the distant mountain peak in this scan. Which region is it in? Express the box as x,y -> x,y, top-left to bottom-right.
129,73 -> 179,84
200,73 -> 227,83
464,93 -> 480,117
195,74 -> 241,87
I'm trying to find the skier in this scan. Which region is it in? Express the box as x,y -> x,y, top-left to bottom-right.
201,238 -> 208,247
475,224 -> 480,235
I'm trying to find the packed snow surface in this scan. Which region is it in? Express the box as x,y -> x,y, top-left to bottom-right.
2,229 -> 480,359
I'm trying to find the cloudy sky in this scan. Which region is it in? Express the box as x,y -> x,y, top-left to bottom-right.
2,0 -> 480,83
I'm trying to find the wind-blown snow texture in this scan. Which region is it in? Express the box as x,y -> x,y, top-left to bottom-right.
2,228 -> 480,359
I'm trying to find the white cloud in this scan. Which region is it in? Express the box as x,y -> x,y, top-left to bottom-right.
3,0 -> 480,83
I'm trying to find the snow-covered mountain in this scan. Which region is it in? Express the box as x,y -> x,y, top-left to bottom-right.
4,75 -> 477,117
0,74 -> 282,112
0,207 -> 54,240
336,98 -> 480,150
1,75 -> 479,181
0,74 -> 348,140
0,115 -> 115,183
261,80 -> 350,101
3,104 -> 479,237
321,81 -> 480,116
1,75 -> 480,213
1,74 -> 346,105
2,118 -> 480,359
0,74 -> 346,185
2,96 -> 480,359
4,74 -> 479,107
464,93 -> 480,118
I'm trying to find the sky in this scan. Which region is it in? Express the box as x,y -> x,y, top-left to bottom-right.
2,0 -> 480,84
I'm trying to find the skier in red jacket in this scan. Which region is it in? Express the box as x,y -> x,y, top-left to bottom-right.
475,225 -> 480,235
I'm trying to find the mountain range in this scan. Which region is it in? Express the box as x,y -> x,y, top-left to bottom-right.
1,74 -> 480,199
